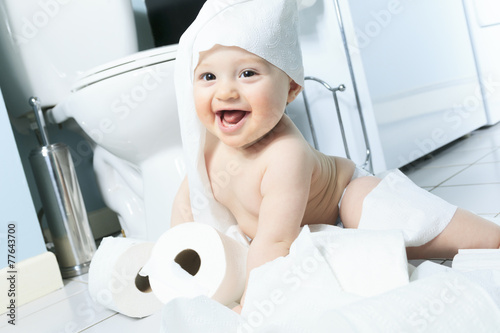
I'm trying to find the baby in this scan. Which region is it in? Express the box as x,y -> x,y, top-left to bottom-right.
171,0 -> 500,313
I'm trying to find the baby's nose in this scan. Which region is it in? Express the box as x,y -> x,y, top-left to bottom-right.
215,80 -> 239,100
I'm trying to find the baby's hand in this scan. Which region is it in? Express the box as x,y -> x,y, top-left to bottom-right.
232,304 -> 242,314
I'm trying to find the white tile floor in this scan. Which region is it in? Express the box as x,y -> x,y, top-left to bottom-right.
3,122 -> 500,333
401,123 -> 500,221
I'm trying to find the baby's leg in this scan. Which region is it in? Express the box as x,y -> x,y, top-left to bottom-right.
340,176 -> 500,259
406,208 -> 500,259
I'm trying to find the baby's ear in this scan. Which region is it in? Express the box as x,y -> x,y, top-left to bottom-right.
287,80 -> 302,104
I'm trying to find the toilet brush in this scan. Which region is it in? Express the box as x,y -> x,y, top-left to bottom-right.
28,97 -> 96,278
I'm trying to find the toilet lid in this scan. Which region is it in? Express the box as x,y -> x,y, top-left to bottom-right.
72,44 -> 177,91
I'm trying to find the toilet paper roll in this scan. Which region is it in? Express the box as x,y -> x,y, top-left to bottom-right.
141,222 -> 248,306
88,237 -> 163,318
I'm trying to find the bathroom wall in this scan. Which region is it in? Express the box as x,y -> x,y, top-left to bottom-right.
0,91 -> 46,269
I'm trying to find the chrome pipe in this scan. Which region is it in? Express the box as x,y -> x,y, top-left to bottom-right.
303,76 -> 351,159
332,0 -> 373,173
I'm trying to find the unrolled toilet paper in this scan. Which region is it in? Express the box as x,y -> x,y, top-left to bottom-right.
452,249 -> 500,271
88,237 -> 163,318
452,249 -> 500,307
358,169 -> 457,247
309,225 -> 410,297
160,227 -> 500,332
409,260 -> 452,282
141,222 -> 248,306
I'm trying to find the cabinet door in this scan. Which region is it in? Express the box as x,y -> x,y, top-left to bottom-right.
348,0 -> 487,168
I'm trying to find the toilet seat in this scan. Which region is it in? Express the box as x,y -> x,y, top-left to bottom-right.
72,44 -> 178,91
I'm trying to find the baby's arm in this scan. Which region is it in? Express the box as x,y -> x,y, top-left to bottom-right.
170,176 -> 194,227
239,143 -> 314,309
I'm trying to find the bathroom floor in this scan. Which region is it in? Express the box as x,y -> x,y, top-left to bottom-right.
2,123 -> 500,333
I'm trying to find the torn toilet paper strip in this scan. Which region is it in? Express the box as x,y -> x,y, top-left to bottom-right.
358,169 -> 457,247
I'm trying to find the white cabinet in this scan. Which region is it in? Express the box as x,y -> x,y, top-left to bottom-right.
463,0 -> 500,125
291,0 -> 488,172
345,0 -> 487,169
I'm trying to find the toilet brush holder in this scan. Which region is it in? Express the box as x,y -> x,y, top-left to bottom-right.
28,97 -> 96,278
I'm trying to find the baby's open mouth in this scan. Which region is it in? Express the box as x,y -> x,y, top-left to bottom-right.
217,110 -> 248,127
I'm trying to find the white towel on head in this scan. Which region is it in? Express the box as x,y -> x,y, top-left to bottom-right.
174,0 -> 305,234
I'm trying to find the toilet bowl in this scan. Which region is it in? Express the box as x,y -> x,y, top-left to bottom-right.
49,45 -> 185,241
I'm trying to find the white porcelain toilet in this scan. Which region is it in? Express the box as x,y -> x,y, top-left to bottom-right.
49,46 -> 184,241
0,0 -> 184,241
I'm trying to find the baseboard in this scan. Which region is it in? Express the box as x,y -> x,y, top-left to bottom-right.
0,251 -> 63,315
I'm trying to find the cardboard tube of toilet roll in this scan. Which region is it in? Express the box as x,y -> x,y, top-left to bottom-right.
142,222 -> 248,306
88,237 -> 163,318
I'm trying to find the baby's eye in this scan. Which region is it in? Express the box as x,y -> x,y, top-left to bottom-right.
201,73 -> 216,81
240,70 -> 256,78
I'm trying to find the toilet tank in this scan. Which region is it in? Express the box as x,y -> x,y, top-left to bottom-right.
0,0 -> 138,118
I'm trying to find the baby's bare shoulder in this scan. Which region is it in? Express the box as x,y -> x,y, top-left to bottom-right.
261,130 -> 315,171
247,116 -> 321,186
259,137 -> 317,195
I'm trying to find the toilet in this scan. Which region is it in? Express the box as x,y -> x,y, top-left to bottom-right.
0,0 -> 185,241
49,45 -> 184,241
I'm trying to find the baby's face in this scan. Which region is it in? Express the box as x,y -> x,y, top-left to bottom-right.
193,45 -> 300,149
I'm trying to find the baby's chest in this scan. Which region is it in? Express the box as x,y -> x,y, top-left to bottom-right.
207,157 -> 262,217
